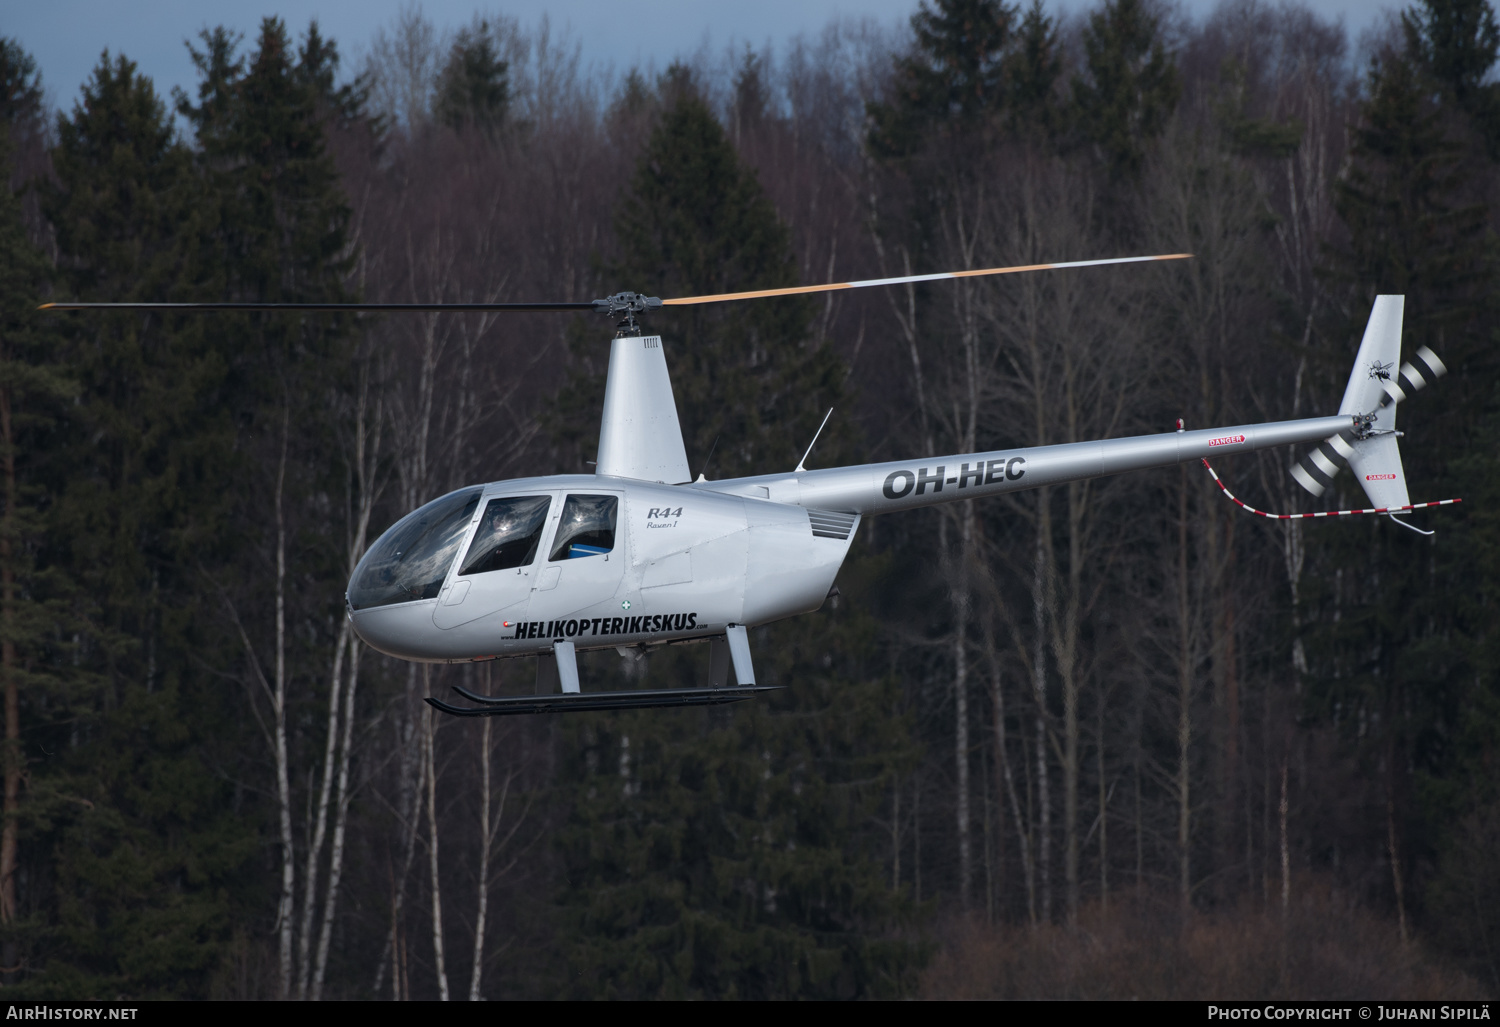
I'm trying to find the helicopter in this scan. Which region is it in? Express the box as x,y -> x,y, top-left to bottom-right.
41,260 -> 1455,716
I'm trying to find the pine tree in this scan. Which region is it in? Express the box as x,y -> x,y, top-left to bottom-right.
1402,0 -> 1500,147
176,20 -> 365,999
606,71 -> 843,478
0,40 -> 42,128
180,20 -> 356,312
0,43 -> 74,983
1310,21 -> 1500,962
552,72 -> 920,999
1386,0 -> 1500,976
1006,0 -> 1063,138
28,50 -> 257,999
867,0 -> 1018,158
1326,41 -> 1492,399
556,604 -> 919,999
295,21 -> 374,131
1071,0 -> 1181,178
27,21 -> 366,993
435,21 -> 510,138
0,38 -> 44,194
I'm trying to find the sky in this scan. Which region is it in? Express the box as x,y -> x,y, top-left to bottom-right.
12,0 -> 1395,114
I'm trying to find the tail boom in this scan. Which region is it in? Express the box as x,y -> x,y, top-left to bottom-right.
700,415 -> 1356,515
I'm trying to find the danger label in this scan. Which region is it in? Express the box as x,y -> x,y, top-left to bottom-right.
1208,434 -> 1246,448
1366,473 -> 1397,480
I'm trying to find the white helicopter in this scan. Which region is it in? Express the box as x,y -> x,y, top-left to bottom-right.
43,258 -> 1456,715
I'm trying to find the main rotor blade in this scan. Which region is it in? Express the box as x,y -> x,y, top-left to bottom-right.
39,253 -> 1193,313
38,301 -> 596,313
660,253 -> 1194,307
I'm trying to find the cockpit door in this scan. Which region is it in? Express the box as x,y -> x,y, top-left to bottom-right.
433,492 -> 555,630
526,490 -> 627,629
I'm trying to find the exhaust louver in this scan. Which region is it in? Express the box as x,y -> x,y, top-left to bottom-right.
807,510 -> 858,540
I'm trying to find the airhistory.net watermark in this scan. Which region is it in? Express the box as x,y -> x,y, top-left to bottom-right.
4,1010 -> 136,1020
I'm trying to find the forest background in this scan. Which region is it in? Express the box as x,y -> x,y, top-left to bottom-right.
0,0 -> 1497,1000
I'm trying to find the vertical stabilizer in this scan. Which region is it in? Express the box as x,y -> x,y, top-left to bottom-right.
1339,295 -> 1405,416
595,335 -> 692,484
1347,433 -> 1410,508
1292,295 -> 1447,508
1290,297 -> 1412,502
1341,296 -> 1410,508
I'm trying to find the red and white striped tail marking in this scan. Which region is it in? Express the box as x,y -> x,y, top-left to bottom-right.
1203,459 -> 1460,519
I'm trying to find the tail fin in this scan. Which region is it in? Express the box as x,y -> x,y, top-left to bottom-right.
1290,295 -> 1445,508
1340,295 -> 1409,509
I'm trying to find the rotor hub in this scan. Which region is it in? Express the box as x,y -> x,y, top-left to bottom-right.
592,292 -> 663,336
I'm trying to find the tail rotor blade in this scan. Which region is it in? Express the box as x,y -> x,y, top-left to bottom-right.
1398,363 -> 1427,393
1291,462 -> 1327,497
1377,346 -> 1448,410
1290,343 -> 1446,497
1290,429 -> 1359,497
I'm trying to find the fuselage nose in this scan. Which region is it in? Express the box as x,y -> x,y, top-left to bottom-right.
348,599 -> 443,662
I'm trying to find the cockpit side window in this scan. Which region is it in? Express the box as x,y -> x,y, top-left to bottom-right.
548,494 -> 618,561
460,496 -> 551,575
348,487 -> 482,609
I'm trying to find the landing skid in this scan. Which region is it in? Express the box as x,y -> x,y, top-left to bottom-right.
425,682 -> 780,716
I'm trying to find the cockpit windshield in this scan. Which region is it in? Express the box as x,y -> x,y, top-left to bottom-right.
348,487 -> 482,610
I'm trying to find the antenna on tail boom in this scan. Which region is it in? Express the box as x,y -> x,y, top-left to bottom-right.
795,409 -> 834,474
